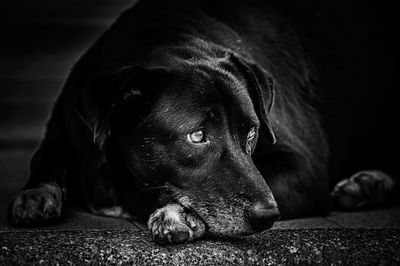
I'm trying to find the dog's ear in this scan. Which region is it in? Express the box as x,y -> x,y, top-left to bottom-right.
229,53 -> 276,144
76,66 -> 168,146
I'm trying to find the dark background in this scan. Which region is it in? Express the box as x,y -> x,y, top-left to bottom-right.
0,0 -> 398,192
0,0 -> 133,190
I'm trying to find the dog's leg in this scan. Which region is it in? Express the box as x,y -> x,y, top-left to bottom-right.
331,170 -> 397,210
8,107 -> 68,226
147,204 -> 206,244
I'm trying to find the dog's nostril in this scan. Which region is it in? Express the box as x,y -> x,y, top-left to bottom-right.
248,202 -> 280,233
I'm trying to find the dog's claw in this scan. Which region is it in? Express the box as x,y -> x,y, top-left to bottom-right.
332,170 -> 394,210
186,215 -> 198,229
147,203 -> 205,244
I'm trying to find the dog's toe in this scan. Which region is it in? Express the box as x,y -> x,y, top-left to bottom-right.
331,170 -> 394,210
147,203 -> 205,244
9,184 -> 63,226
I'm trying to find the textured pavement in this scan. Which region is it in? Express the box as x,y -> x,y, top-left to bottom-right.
1,228 -> 400,265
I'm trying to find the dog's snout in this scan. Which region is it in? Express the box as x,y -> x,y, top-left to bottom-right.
248,202 -> 280,233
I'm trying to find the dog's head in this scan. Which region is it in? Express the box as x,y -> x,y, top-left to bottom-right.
77,51 -> 280,237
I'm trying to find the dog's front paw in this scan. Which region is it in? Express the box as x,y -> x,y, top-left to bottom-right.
331,170 -> 395,210
147,204 -> 205,245
8,184 -> 63,226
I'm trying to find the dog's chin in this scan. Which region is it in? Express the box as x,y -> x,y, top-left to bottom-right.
190,205 -> 255,238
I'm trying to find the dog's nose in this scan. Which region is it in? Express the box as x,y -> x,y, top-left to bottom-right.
248,202 -> 280,233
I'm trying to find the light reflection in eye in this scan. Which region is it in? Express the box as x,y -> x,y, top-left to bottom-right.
247,127 -> 256,140
187,130 -> 207,144
246,127 -> 256,155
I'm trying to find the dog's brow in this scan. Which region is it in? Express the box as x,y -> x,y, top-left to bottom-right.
208,67 -> 261,129
155,103 -> 207,134
178,113 -> 206,132
222,84 -> 260,129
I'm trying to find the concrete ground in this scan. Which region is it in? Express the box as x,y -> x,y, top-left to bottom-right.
1,227 -> 399,265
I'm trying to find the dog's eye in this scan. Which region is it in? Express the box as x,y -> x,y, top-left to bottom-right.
247,127 -> 256,140
186,130 -> 208,144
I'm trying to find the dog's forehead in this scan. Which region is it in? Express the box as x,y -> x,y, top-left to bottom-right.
151,90 -> 218,134
150,66 -> 259,133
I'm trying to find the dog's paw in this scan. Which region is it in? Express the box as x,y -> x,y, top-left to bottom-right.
8,184 -> 63,226
147,204 -> 205,245
331,170 -> 395,210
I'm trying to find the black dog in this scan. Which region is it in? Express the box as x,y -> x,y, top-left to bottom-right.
8,0 -> 396,244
